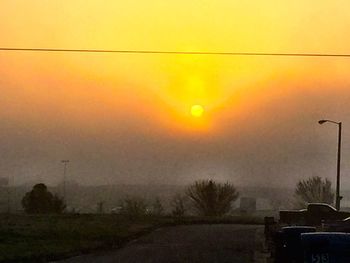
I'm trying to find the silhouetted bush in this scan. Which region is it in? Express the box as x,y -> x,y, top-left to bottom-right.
151,197 -> 164,216
22,183 -> 65,214
171,194 -> 187,217
295,176 -> 334,208
119,197 -> 147,218
186,179 -> 239,216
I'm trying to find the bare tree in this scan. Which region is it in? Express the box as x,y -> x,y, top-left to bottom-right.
119,196 -> 147,219
151,197 -> 164,216
186,180 -> 239,216
171,194 -> 187,217
295,176 -> 334,208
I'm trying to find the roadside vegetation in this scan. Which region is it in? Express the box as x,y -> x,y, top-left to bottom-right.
22,184 -> 65,214
186,180 -> 239,216
0,180 -> 264,262
0,214 -> 162,262
294,176 -> 334,208
170,193 -> 187,216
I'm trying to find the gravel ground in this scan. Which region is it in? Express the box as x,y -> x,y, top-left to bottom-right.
55,224 -> 265,263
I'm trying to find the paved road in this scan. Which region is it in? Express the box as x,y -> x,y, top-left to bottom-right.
58,224 -> 263,263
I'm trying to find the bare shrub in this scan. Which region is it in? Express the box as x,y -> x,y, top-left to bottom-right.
171,194 -> 187,217
151,197 -> 164,216
186,180 -> 239,216
295,176 -> 334,208
119,197 -> 147,219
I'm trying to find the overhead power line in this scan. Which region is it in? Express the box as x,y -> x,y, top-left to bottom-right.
1,47 -> 350,57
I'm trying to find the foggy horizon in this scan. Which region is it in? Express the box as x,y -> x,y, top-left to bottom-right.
2,85 -> 350,189
1,1 -> 350,190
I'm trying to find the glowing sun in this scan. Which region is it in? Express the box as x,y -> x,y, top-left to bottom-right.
190,104 -> 204,117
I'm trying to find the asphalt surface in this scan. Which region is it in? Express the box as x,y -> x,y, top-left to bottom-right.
57,224 -> 263,263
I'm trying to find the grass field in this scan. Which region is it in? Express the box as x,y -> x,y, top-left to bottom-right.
0,214 -> 266,262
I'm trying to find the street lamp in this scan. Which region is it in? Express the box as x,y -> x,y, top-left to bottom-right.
61,160 -> 70,204
318,119 -> 342,210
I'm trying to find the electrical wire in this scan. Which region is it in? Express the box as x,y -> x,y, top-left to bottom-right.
1,47 -> 350,57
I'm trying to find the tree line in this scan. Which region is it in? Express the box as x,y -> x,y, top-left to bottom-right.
21,176 -> 335,216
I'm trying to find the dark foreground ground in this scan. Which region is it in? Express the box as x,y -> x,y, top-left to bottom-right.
0,214 -> 267,262
56,224 -> 265,263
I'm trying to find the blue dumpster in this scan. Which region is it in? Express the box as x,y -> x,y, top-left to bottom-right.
302,232 -> 350,263
274,226 -> 316,263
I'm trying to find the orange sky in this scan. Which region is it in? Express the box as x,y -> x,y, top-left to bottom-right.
1,1 -> 350,132
1,1 -> 350,187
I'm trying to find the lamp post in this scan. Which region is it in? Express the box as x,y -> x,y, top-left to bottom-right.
61,160 -> 70,204
318,119 -> 342,210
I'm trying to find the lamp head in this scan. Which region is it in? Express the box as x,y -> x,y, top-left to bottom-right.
318,120 -> 327,124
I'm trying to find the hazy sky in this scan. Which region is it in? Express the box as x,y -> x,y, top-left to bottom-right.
1,1 -> 350,189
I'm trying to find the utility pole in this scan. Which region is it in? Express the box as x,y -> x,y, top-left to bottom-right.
318,120 -> 343,210
7,176 -> 10,214
336,122 -> 342,210
61,160 -> 70,205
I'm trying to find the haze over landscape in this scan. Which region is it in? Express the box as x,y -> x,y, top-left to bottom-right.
1,1 -> 350,189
